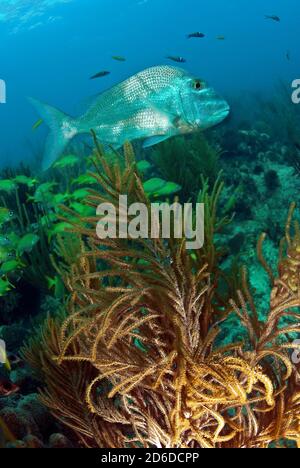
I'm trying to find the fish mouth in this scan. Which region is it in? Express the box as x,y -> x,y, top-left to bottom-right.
213,104 -> 230,122
193,104 -> 230,129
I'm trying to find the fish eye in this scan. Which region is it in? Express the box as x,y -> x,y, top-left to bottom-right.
193,80 -> 203,90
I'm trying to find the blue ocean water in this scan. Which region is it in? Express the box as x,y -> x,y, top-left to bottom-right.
2,1 -> 300,450
0,0 -> 299,166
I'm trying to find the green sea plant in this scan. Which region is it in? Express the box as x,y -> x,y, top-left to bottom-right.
151,133 -> 222,201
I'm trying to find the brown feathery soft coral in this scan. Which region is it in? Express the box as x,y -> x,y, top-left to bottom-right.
22,140 -> 300,448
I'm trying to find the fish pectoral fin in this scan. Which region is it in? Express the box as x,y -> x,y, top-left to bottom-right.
142,135 -> 170,149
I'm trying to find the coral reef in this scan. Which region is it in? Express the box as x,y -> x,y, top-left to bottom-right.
1,83 -> 300,448
20,141 -> 300,448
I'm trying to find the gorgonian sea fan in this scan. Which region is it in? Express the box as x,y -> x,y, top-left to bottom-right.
23,141 -> 300,448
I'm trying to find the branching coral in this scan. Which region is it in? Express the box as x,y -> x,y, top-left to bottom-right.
22,141 -> 300,448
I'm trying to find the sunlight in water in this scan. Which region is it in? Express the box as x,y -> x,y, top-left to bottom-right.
0,0 -> 73,32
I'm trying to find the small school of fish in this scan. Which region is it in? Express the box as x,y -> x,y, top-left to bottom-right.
29,13 -> 287,170
90,15 -> 283,79
187,32 -> 205,39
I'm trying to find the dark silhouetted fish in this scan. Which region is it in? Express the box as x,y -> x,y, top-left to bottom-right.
265,15 -> 280,22
187,32 -> 205,39
112,56 -> 126,62
90,70 -> 111,80
166,56 -> 186,63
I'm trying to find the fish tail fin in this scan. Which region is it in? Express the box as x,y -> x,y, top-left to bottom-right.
28,97 -> 78,170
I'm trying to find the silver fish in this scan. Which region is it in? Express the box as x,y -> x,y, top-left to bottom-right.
29,65 -> 230,170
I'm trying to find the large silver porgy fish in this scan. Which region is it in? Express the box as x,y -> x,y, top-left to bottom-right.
30,65 -> 230,170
